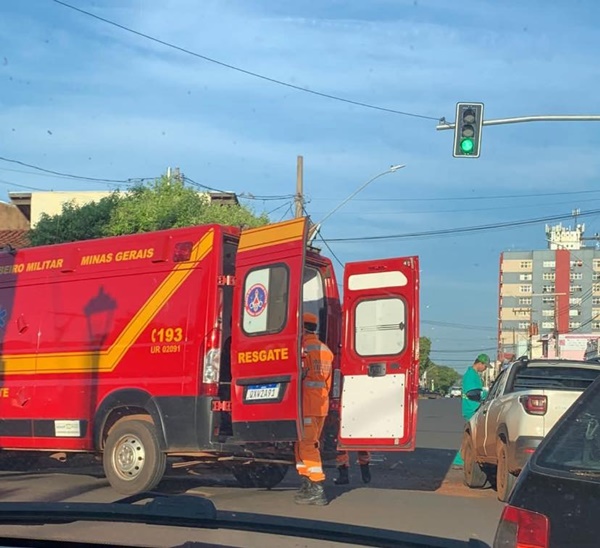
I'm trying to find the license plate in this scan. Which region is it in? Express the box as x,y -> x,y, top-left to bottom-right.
245,383 -> 280,401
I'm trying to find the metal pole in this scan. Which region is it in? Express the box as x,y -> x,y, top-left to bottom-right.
295,155 -> 304,218
437,114 -> 600,131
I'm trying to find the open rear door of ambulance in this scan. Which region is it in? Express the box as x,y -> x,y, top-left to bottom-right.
338,256 -> 420,451
230,218 -> 308,442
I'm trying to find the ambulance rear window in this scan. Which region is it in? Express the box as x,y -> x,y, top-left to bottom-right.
354,297 -> 406,357
242,264 -> 289,335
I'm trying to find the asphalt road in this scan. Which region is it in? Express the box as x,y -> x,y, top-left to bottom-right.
0,398 -> 504,547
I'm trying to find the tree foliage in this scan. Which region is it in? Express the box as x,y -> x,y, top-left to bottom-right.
426,365 -> 461,395
106,177 -> 268,236
419,336 -> 433,371
27,176 -> 269,246
28,194 -> 121,247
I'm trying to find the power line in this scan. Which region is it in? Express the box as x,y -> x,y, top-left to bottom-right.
51,0 -> 439,122
423,320 -> 497,331
266,201 -> 292,216
308,199 -> 598,217
0,156 -> 146,185
309,188 -> 600,203
0,178 -> 48,192
327,208 -> 600,243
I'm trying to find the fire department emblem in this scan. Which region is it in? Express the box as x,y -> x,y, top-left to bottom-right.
0,307 -> 6,329
245,283 -> 268,317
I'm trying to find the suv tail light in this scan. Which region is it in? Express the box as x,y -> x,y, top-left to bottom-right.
494,504 -> 549,548
519,395 -> 547,415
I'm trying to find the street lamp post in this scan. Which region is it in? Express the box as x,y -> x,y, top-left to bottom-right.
308,164 -> 406,244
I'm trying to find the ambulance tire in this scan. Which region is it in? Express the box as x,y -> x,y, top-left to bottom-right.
103,418 -> 167,495
232,463 -> 289,489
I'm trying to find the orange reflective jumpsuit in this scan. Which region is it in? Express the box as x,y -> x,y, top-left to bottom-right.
294,328 -> 333,483
336,450 -> 371,468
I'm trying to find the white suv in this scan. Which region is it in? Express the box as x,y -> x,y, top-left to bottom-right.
461,357 -> 600,501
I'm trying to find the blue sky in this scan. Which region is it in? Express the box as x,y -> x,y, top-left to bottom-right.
2,0 -> 600,373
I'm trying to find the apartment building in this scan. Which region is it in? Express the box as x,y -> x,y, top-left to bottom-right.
498,222 -> 600,360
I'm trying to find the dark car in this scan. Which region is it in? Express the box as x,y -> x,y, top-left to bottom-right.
493,373 -> 600,548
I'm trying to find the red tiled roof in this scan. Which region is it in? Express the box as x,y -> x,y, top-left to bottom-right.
0,230 -> 30,249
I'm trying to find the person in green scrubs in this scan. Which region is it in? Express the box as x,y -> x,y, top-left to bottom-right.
452,353 -> 491,468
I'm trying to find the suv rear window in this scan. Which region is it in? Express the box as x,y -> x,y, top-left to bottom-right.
512,366 -> 600,392
533,378 -> 600,481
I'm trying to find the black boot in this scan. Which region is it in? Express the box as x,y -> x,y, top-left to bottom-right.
294,477 -> 311,502
360,463 -> 371,484
334,465 -> 349,485
294,480 -> 328,506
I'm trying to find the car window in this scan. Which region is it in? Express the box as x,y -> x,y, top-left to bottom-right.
534,379 -> 600,481
485,369 -> 507,400
510,366 -> 600,393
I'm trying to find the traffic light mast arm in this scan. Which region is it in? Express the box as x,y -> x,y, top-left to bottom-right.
437,114 -> 600,131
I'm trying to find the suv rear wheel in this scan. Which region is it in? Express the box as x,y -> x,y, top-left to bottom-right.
496,440 -> 516,502
463,432 -> 488,488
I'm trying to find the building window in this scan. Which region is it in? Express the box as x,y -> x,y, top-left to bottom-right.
515,309 -> 530,318
570,260 -> 583,268
520,274 -> 533,281
543,285 -> 555,293
593,309 -> 600,318
519,297 -> 532,305
542,321 -> 555,329
594,259 -> 600,269
569,309 -> 581,317
570,297 -> 582,305
594,284 -> 600,294
592,322 -> 600,330
570,272 -> 583,281
542,309 -> 555,317
543,260 -> 556,268
518,322 -> 530,330
543,296 -> 555,304
520,261 -> 532,269
572,285 -> 583,293
594,298 -> 600,306
593,273 -> 600,281
569,321 -> 581,329
542,272 -> 555,281
520,285 -> 532,293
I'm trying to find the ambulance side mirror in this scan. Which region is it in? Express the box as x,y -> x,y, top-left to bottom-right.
465,388 -> 483,402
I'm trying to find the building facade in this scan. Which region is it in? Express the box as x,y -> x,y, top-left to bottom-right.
499,222 -> 600,360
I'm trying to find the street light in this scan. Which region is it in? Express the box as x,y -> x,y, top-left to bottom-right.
308,164 -> 406,244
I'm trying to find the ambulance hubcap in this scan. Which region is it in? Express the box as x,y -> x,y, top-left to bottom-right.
113,435 -> 145,480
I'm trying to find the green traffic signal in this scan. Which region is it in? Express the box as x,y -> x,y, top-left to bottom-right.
460,138 -> 474,154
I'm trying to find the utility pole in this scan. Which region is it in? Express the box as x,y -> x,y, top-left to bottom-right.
295,155 -> 304,218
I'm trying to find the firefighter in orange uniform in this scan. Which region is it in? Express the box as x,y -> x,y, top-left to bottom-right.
334,450 -> 371,484
294,312 -> 333,506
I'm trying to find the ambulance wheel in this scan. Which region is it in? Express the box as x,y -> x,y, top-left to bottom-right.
232,463 -> 289,489
103,418 -> 167,495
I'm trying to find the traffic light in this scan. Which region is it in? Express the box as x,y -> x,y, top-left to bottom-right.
453,102 -> 484,158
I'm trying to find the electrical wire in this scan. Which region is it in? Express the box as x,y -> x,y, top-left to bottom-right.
51,0 -> 439,121
327,208 -> 600,243
309,188 -> 600,203
0,156 -> 147,185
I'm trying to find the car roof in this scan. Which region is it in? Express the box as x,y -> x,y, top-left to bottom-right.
510,359 -> 600,371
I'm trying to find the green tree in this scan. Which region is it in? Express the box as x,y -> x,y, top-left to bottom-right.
419,336 -> 433,371
427,365 -> 461,395
106,177 -> 268,236
27,176 -> 269,246
28,194 -> 121,246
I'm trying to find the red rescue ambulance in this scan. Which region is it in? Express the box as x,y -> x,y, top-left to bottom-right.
0,217 -> 419,494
